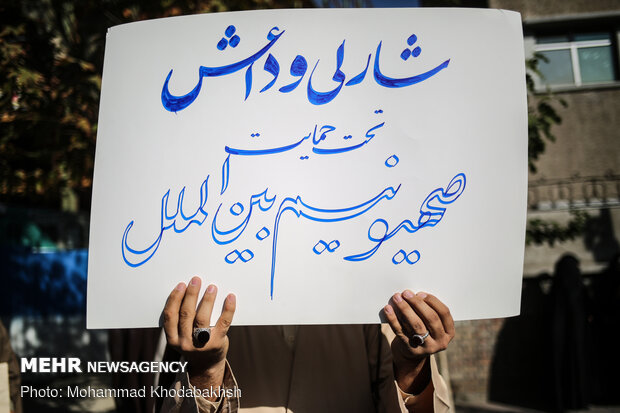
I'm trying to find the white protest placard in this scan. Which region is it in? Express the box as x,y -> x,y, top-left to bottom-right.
87,8 -> 527,328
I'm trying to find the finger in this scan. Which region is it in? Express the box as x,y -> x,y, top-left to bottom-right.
179,276 -> 201,340
195,284 -> 217,328
392,293 -> 433,348
401,290 -> 445,339
391,293 -> 427,337
213,294 -> 236,339
163,282 -> 186,345
421,292 -> 455,338
383,304 -> 407,340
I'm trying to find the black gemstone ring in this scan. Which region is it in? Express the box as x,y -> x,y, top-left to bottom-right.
193,327 -> 211,347
410,331 -> 430,347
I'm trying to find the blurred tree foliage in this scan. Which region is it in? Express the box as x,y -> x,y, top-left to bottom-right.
526,210 -> 590,246
0,0 -> 310,211
525,54 -> 567,174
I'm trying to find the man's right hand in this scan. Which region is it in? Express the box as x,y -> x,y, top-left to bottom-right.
163,276 -> 236,394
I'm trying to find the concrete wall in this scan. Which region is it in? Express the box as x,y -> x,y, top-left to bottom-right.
529,88 -> 620,181
490,0 -> 620,19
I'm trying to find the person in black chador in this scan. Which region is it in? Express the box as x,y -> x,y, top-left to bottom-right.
550,254 -> 590,412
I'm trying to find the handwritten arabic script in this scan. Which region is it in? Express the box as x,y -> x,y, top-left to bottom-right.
121,24 -> 465,299
161,26 -> 451,111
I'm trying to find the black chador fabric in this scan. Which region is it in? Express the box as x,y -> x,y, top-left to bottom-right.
550,255 -> 590,412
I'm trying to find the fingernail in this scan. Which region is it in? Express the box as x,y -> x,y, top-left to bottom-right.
417,292 -> 428,299
190,277 -> 200,286
227,294 -> 236,304
175,283 -> 186,291
402,290 -> 414,299
393,293 -> 403,303
207,284 -> 216,294
384,305 -> 393,314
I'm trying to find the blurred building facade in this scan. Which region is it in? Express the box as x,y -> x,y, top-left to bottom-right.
445,0 -> 620,410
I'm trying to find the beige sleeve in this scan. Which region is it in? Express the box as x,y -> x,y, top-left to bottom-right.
0,322 -> 21,413
395,355 -> 452,413
159,360 -> 239,413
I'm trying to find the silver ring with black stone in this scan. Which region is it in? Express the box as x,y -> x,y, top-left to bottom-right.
193,327 -> 211,347
409,331 -> 429,347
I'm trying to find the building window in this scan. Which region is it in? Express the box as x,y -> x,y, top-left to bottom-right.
534,33 -> 615,87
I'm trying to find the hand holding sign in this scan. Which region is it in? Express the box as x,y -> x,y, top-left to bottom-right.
384,291 -> 455,395
163,276 -> 235,398
163,279 -> 456,404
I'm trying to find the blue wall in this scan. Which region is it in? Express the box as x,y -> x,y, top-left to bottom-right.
0,248 -> 88,317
